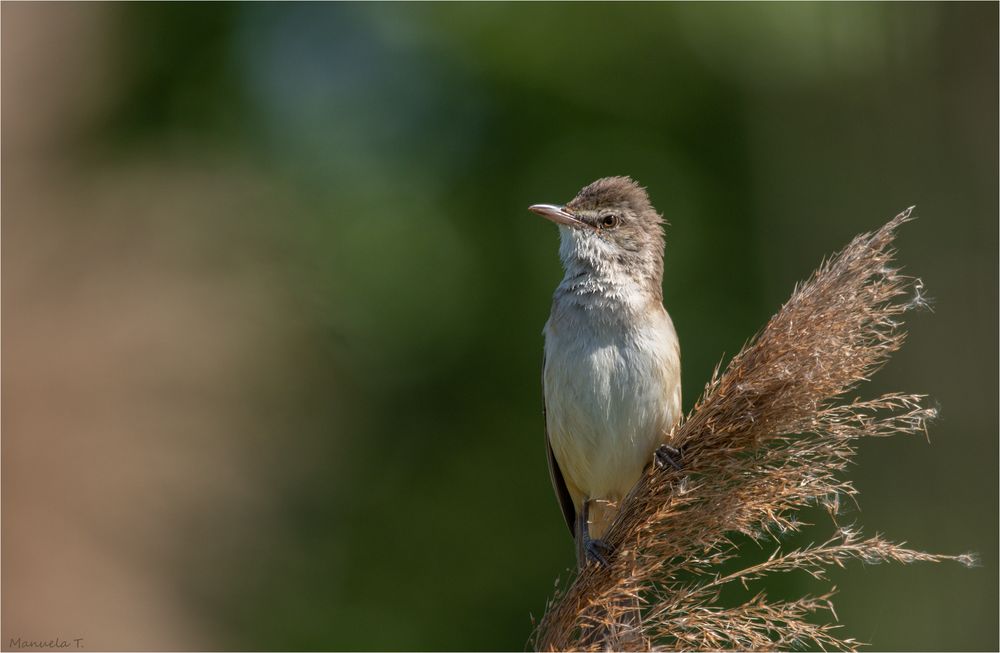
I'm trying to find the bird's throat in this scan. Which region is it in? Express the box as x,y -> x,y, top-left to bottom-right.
557,229 -> 664,306
554,268 -> 662,318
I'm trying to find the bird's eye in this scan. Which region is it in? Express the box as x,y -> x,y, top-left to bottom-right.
601,214 -> 620,228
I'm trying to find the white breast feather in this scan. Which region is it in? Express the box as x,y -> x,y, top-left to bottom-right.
544,304 -> 681,501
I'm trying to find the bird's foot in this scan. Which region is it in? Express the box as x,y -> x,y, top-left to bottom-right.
576,498 -> 615,569
655,444 -> 684,471
583,536 -> 614,568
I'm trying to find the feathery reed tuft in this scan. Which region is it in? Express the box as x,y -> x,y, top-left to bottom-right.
532,209 -> 975,651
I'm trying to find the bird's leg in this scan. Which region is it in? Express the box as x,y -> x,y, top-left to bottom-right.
576,499 -> 613,569
655,443 -> 684,471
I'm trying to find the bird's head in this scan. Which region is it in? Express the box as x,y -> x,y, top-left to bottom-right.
530,176 -> 666,293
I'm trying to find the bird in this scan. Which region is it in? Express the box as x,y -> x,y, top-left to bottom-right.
530,176 -> 682,568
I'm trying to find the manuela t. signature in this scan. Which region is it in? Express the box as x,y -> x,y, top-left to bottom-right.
8,637 -> 84,650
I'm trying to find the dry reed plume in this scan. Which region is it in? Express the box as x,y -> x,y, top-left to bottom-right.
532,209 -> 976,651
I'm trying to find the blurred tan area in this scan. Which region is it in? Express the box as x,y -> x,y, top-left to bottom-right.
3,5 -> 296,649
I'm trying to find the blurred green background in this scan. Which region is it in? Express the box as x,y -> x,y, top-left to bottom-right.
2,2 -> 996,651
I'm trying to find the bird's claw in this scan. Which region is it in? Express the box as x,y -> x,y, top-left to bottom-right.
584,537 -> 613,568
655,444 -> 683,471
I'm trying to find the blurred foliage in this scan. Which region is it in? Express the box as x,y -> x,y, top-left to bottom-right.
52,3 -> 1000,650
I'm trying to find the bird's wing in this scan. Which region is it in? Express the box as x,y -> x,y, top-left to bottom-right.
543,351 -> 576,537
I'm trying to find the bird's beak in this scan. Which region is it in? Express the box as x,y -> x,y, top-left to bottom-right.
529,204 -> 584,228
